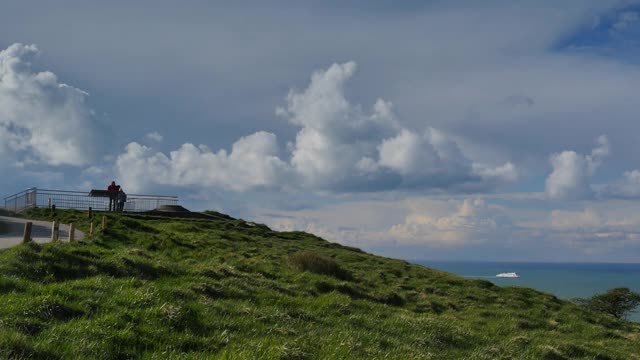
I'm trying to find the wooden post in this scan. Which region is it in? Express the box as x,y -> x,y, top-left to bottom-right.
22,222 -> 32,243
87,207 -> 93,219
68,223 -> 75,242
90,222 -> 95,238
51,221 -> 59,241
101,216 -> 107,233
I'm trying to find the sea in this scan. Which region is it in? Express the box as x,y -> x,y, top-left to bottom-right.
412,261 -> 640,322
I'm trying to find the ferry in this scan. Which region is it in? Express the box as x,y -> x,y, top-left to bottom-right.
495,272 -> 519,278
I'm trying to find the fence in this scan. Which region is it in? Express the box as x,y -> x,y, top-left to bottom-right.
3,188 -> 178,213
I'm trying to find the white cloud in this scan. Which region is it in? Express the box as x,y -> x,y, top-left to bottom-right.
473,162 -> 518,184
545,135 -> 610,200
116,62 -> 517,194
277,62 -> 400,189
378,128 -> 468,177
116,131 -> 291,193
0,43 -> 100,166
544,135 -> 640,200
144,131 -> 163,142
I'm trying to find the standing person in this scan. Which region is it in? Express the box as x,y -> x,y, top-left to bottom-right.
117,188 -> 127,212
107,181 -> 117,212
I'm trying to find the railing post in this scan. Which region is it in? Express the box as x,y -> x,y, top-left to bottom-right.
68,223 -> 75,242
22,222 -> 32,243
51,221 -> 59,241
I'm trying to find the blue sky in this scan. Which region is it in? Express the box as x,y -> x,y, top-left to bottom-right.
2,1 -> 640,262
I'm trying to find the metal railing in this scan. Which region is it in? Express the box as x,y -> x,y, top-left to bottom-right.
4,188 -> 178,213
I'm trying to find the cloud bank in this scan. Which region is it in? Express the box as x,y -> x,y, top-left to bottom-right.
387,198 -> 513,247
117,62 -> 517,194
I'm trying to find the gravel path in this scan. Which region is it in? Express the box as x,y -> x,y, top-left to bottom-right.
0,216 -> 85,250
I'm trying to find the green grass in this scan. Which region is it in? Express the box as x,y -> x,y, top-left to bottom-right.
0,208 -> 638,359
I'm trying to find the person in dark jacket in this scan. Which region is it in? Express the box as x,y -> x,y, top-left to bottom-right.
107,181 -> 117,211
117,188 -> 127,212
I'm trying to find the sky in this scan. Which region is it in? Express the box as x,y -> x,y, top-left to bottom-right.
2,0 -> 640,262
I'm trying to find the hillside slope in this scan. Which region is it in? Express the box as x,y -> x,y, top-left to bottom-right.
0,209 -> 638,359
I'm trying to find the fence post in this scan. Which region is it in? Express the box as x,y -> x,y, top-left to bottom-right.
90,222 -> 95,238
22,222 -> 32,243
51,221 -> 59,241
68,223 -> 75,242
101,216 -> 107,233
87,207 -> 93,219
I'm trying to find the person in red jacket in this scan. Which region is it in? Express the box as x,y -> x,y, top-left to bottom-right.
107,181 -> 117,211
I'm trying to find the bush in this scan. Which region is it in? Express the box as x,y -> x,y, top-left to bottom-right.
582,288 -> 640,319
289,251 -> 352,280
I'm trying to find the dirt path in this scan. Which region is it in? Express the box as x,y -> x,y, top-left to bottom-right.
0,216 -> 85,250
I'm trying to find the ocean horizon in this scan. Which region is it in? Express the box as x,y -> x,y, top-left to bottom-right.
412,260 -> 640,322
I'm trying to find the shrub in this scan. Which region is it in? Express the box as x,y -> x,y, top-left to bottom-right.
582,288 -> 640,319
289,251 -> 352,280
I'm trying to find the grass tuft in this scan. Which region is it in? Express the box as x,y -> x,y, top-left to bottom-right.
289,251 -> 352,280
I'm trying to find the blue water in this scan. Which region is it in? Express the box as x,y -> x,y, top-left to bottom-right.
413,261 -> 640,322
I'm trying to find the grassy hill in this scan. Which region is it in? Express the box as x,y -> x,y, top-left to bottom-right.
0,209 -> 638,359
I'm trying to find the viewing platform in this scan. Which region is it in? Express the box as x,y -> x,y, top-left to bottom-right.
3,187 -> 178,213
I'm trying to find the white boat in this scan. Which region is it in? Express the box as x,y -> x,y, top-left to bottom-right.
495,272 -> 519,278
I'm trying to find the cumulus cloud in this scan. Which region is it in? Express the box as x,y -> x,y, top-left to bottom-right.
118,61 -> 517,194
545,135 -> 610,200
116,131 -> 291,192
280,62 -> 517,191
544,135 -> 640,200
0,43 -> 100,166
277,62 -> 400,189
